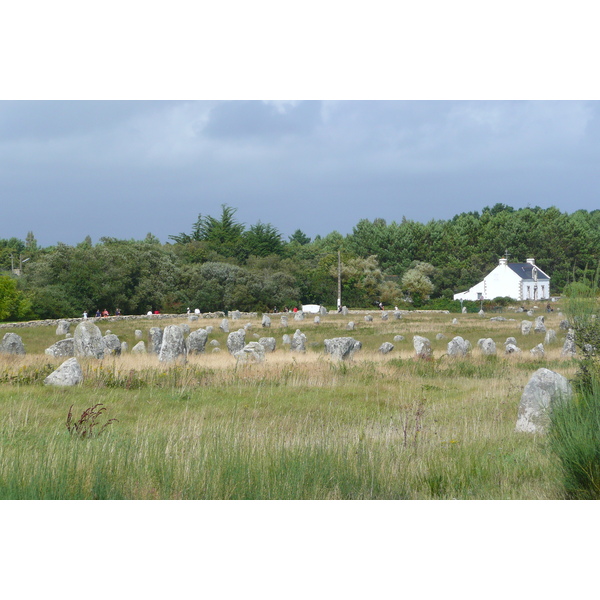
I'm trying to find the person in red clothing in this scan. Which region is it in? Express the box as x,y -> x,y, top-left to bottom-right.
102,309 -> 109,317
293,307 -> 298,313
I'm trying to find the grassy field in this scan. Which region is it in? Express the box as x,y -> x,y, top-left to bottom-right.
0,306 -> 578,499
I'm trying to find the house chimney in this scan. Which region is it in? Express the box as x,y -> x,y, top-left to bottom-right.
526,258 -> 535,265
499,258 -> 507,266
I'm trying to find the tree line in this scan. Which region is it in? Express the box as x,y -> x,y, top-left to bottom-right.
1,203 -> 599,321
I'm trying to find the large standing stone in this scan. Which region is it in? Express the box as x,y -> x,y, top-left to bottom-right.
324,337 -> 359,360
44,358 -> 83,387
262,315 -> 271,328
478,338 -> 497,355
478,309 -> 485,317
515,368 -> 572,433
435,333 -> 446,340
188,314 -> 199,322
0,332 -> 26,355
280,315 -> 288,328
447,336 -> 469,356
73,321 -> 104,359
505,337 -> 517,346
452,318 -> 459,325
103,334 -> 122,356
187,329 -> 208,355
45,338 -> 75,357
378,342 -> 394,354
462,307 -> 467,314
346,321 -> 355,331
393,311 -> 402,320
282,334 -> 291,345
159,325 -> 187,363
227,329 -> 246,355
294,311 -> 304,321
230,310 -> 241,320
180,323 -> 191,335
209,339 -> 220,347
341,306 -> 349,316
134,329 -> 143,340
131,341 -> 147,354
364,315 -> 373,322
561,328 -> 576,357
258,337 -> 276,352
314,316 -> 320,325
521,320 -> 532,335
530,343 -> 545,357
121,341 -> 128,353
527,310 -> 534,317
220,319 -> 230,333
319,306 -> 328,315
56,320 -> 71,335
413,336 -> 432,359
234,342 -> 265,363
534,316 -> 546,334
290,329 -> 307,353
559,319 -> 570,331
206,326 -> 213,334
505,343 -> 521,354
544,329 -> 557,345
393,335 -> 405,342
381,311 -> 389,321
148,327 -> 163,355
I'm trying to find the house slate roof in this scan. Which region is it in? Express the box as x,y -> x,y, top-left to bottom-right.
507,263 -> 550,280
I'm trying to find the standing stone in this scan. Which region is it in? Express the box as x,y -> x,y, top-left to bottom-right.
180,323 -> 191,335
534,316 -> 546,334
505,337 -> 517,346
282,334 -> 291,346
462,307 -> 467,314
319,306 -> 328,315
447,336 -> 469,356
527,310 -> 534,317
227,329 -> 246,355
45,338 -> 75,357
452,318 -> 459,324
56,320 -> 71,335
478,309 -> 485,317
148,327 -> 163,355
73,322 -> 104,359
436,333 -> 446,340
258,337 -> 276,353
44,358 -> 83,387
393,311 -> 402,320
314,316 -> 320,325
544,329 -> 557,345
103,334 -> 122,356
159,325 -> 187,363
561,329 -> 576,357
135,329 -> 143,340
479,338 -> 497,356
230,310 -> 241,320
280,315 -> 288,328
530,343 -> 545,357
515,368 -> 572,433
341,306 -> 349,316
521,320 -> 532,335
346,321 -> 355,331
188,314 -> 199,322
290,329 -> 307,353
393,335 -> 405,342
364,315 -> 373,322
187,329 -> 208,355
381,311 -> 389,321
121,341 -> 128,353
262,315 -> 271,328
413,336 -> 432,359
205,326 -> 213,334
0,332 -> 26,355
131,341 -> 147,354
324,337 -> 359,360
505,343 -> 521,354
220,319 -> 230,333
294,311 -> 304,321
559,319 -> 570,331
234,342 -> 265,363
378,342 -> 394,354
209,339 -> 220,347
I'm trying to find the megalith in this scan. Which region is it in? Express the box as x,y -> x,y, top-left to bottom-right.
45,338 -> 75,358
158,325 -> 187,363
44,357 -> 83,387
73,321 -> 104,359
227,329 -> 246,355
0,333 -> 26,355
187,328 -> 208,355
413,335 -> 432,359
324,337 -> 359,360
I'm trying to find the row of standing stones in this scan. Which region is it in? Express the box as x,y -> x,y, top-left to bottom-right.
0,309 -> 584,434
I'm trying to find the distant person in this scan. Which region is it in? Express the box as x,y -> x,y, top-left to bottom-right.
147,311 -> 152,315
154,310 -> 160,315
187,307 -> 190,315
115,308 -> 121,316
95,309 -> 101,318
102,309 -> 109,317
293,307 -> 298,313
194,308 -> 200,315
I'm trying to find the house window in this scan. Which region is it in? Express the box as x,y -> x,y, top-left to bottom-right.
477,292 -> 483,300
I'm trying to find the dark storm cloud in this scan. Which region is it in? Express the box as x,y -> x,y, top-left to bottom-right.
1,100 -> 599,246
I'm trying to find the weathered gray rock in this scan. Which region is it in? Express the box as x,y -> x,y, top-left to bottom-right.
353,340 -> 362,352
148,327 -> 163,355
188,314 -> 199,322
378,342 -> 394,354
381,311 -> 389,321
131,341 -> 146,354
447,336 -> 469,356
324,337 -> 359,360
341,306 -> 349,316
180,323 -> 191,335
0,332 -> 26,355
44,357 -> 83,387
293,311 -> 304,321
121,341 -> 128,353
521,320 -> 532,335
530,343 -> 545,357
282,334 -> 291,345
220,319 -> 230,333
505,343 -> 521,354
319,306 -> 328,315
393,311 -> 402,320
234,342 -> 265,363
290,329 -> 306,353
212,347 -> 221,353
252,333 -> 260,339
65,333 -> 72,338
559,319 -> 570,331
45,338 -> 75,357
280,315 -> 288,327
346,321 -> 355,331
505,337 -> 517,346
461,307 -> 467,314
364,314 -> 373,322
478,309 -> 485,317
314,316 -> 320,325
230,310 -> 241,320
209,339 -> 220,347
490,316 -> 506,322
452,318 -> 459,325
56,320 -> 71,335
262,315 -> 271,328
244,323 -> 253,330
227,329 -> 246,355
103,333 -> 122,356
258,337 -> 276,353
516,307 -> 524,313
435,333 -> 446,340
187,329 -> 208,355
515,368 -> 572,433
73,322 -> 104,359
413,335 -> 432,358
393,335 -> 405,342
561,328 -> 576,357
159,325 -> 187,363
205,326 -> 213,334
135,329 -> 143,340
534,316 -> 546,334
544,329 -> 557,345
479,338 -> 496,355
527,310 -> 534,317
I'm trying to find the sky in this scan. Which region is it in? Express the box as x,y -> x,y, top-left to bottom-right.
2,99 -> 600,247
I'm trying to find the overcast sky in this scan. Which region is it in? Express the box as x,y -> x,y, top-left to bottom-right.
1,100 -> 599,247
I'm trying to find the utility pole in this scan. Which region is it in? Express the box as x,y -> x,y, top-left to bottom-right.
337,249 -> 342,311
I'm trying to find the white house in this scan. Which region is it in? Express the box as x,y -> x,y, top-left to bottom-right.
453,258 -> 550,302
